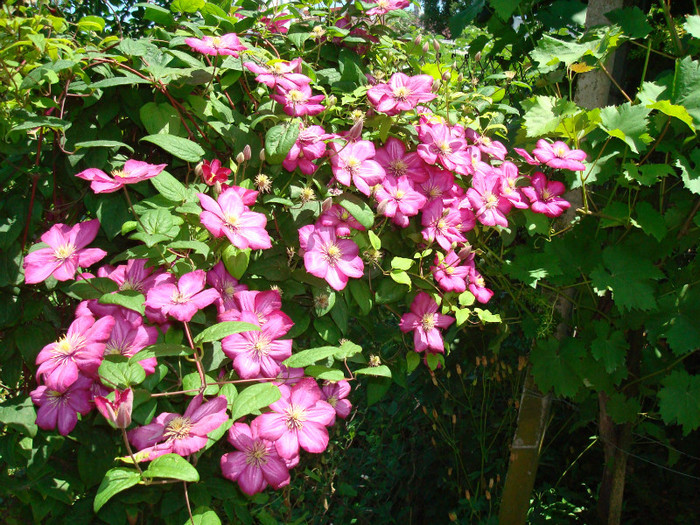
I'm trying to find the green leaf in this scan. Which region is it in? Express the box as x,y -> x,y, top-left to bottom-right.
599,103 -> 651,154
685,15 -> 700,39
230,383 -> 281,421
65,277 -> 118,300
590,322 -> 626,374
333,340 -> 363,360
182,372 -> 219,395
305,365 -> 345,381
130,343 -> 193,363
94,468 -> 141,512
367,230 -> 381,250
222,245 -> 250,280
521,96 -> 579,137
188,507 -> 222,525
354,365 -> 392,378
74,140 -> 133,152
141,134 -> 205,163
12,116 -> 70,132
171,0 -> 205,13
349,279 -> 373,315
606,394 -> 640,424
390,270 -> 412,289
98,290 -> 145,315
142,454 -> 200,482
90,76 -> 152,89
648,100 -> 695,131
474,308 -> 501,323
454,308 -> 470,327
658,370 -> 700,435
390,257 -> 413,271
590,243 -> 664,311
313,316 -> 341,344
337,193 -> 374,228
265,122 -> 301,164
375,278 -> 406,304
99,359 -> 146,389
489,0 -> 522,21
194,321 -> 260,344
78,15 -> 106,32
633,201 -> 667,241
406,352 -> 420,374
0,396 -> 37,437
605,7 -> 652,38
151,169 -> 189,202
676,150 -> 700,195
531,338 -> 584,397
140,102 -> 181,135
168,240 -> 210,257
283,346 -> 338,368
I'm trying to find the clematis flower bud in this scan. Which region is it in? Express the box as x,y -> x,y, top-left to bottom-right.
259,149 -> 266,162
414,35 -> 422,47
236,152 -> 245,164
422,42 -> 429,54
432,39 -> 440,52
243,145 -> 252,161
95,388 -> 134,429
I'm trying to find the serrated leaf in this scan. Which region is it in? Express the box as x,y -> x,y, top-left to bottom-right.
142,453 -> 200,482
354,365 -> 392,378
599,103 -> 651,154
659,370 -> 700,435
336,193 -> 374,228
194,321 -> 260,345
521,96 -> 579,137
141,134 -> 205,163
634,201 -> 667,241
531,338 -> 584,397
606,393 -> 640,424
230,383 -> 280,421
606,7 -> 652,38
94,468 -> 141,512
590,322 -> 627,374
685,15 -> 700,39
676,151 -> 700,195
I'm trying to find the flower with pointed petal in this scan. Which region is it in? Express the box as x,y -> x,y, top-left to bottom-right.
31,375 -> 93,436
185,33 -> 247,57
76,160 -> 167,194
24,220 -> 107,284
95,388 -> 133,429
399,292 -> 454,353
145,270 -> 220,323
303,226 -> 364,291
522,172 -> 571,217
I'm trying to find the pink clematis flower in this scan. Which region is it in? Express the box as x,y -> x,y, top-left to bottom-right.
31,375 -> 93,436
219,289 -> 292,332
329,140 -> 386,196
36,315 -> 115,390
399,292 -> 455,353
416,123 -> 471,176
374,137 -> 428,183
256,378 -> 336,459
221,420 -> 291,495
198,188 -> 271,250
367,73 -> 436,116
207,261 -> 248,314
244,58 -> 310,91
98,258 -> 163,295
431,250 -> 471,293
303,226 -> 364,291
199,159 -> 231,186
465,129 -> 508,160
498,161 -> 529,210
145,270 -> 220,323
24,220 -> 107,284
94,388 -> 134,429
532,140 -> 587,171
221,312 -> 293,380
468,268 -> 494,304
467,171 -> 512,228
318,204 -> 365,237
102,312 -> 159,374
321,380 -> 352,423
271,84 -> 325,117
375,175 -> 427,228
421,200 -> 466,250
366,0 -> 410,15
522,172 -> 571,218
185,33 -> 247,57
282,125 -> 328,175
128,394 -> 229,460
75,160 -> 167,194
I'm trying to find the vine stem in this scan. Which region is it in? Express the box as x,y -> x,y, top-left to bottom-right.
121,428 -> 143,476
183,322 -> 206,394
183,482 -> 194,524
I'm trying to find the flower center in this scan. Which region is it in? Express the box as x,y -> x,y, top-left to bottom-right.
437,142 -> 452,155
324,243 -> 342,265
171,291 -> 189,304
54,242 -> 76,261
393,86 -> 411,101
327,395 -> 338,407
224,213 -> 239,230
345,157 -> 361,175
54,334 -> 81,355
251,336 -> 271,358
284,404 -> 306,431
111,169 -> 129,179
485,192 -> 498,208
541,189 -> 552,201
246,441 -> 269,467
287,90 -> 306,104
421,313 -> 436,332
340,211 -> 350,221
394,189 -> 405,200
445,266 -> 455,275
164,416 -> 192,440
436,219 -> 447,231
389,159 -> 407,176
272,63 -> 286,75
223,284 -> 236,297
555,146 -> 567,158
211,37 -> 222,48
